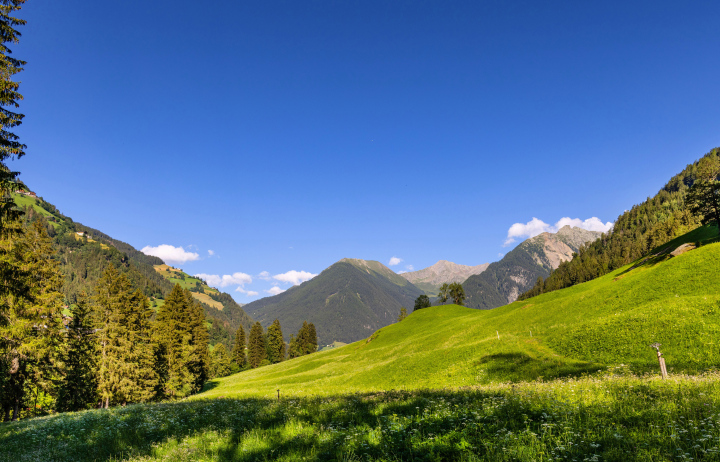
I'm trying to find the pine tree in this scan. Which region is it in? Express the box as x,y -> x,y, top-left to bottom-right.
232,325 -> 247,368
155,284 -> 194,398
185,290 -> 209,393
248,322 -> 266,368
0,1 -> 28,233
287,333 -> 302,359
687,155 -> 720,239
56,294 -> 97,412
0,221 -> 63,420
209,343 -> 232,378
94,266 -> 157,407
305,323 -> 318,355
266,319 -> 285,363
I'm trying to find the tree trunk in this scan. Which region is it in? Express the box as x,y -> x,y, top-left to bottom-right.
12,400 -> 19,421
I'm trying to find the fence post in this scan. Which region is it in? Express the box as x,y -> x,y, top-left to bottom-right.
650,343 -> 668,379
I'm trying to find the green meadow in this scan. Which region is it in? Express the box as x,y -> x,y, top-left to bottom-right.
2,232 -> 720,461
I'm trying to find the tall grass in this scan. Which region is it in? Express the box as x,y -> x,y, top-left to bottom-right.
3,372 -> 720,461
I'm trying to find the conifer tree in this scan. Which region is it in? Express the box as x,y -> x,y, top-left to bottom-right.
687,155 -> 720,239
0,0 -> 28,233
248,322 -> 266,368
56,294 -> 97,412
94,266 -> 157,407
287,333 -> 301,359
184,290 -> 209,393
232,324 -> 247,368
0,221 -> 63,420
155,284 -> 193,398
305,323 -> 318,355
266,319 -> 285,363
210,343 -> 232,378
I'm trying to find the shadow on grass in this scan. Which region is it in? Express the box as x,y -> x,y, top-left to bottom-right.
3,383 -> 719,461
476,352 -> 602,383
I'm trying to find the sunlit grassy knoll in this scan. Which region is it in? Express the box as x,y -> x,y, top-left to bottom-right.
11,193 -> 62,227
199,241 -> 720,400
4,373 -> 720,461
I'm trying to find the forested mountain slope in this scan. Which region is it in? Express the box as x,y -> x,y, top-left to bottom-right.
520,147 -> 719,300
12,192 -> 253,348
245,258 -> 424,344
463,226 -> 601,309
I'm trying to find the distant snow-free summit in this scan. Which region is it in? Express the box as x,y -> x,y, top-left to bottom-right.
400,260 -> 490,296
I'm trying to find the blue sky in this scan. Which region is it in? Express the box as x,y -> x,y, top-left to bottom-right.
12,0 -> 720,301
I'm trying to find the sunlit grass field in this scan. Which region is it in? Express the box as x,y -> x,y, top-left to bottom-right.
4,373 -> 720,461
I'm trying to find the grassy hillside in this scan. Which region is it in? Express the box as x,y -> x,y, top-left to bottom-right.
245,260 -> 424,344
203,235 -> 720,399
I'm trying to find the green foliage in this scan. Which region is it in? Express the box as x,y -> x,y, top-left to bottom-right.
94,266 -> 157,407
437,283 -> 449,303
56,295 -> 97,412
266,319 -> 285,363
397,306 -> 408,322
414,294 -> 431,311
244,260 -> 423,344
686,155 -> 720,238
232,325 -> 247,368
0,221 -> 63,421
248,322 -> 266,369
520,148 -> 720,301
0,0 -> 27,234
448,282 -> 465,305
209,344 -> 232,379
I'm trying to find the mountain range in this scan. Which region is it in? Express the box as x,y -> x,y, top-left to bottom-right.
244,258 -> 424,344
400,260 -> 489,296
463,225 -> 602,309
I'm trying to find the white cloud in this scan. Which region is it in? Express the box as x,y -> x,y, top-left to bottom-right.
193,272 -> 252,288
235,287 -> 259,296
398,270 -> 407,274
388,256 -> 403,266
141,245 -> 199,264
266,286 -> 285,296
405,264 -> 414,271
207,250 -> 215,256
258,271 -> 272,280
503,216 -> 613,246
273,270 -> 317,285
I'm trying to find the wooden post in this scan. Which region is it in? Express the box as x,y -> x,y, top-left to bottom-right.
650,343 -> 668,379
277,389 -> 280,400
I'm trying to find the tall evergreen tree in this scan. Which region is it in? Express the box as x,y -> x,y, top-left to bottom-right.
287,333 -> 302,359
248,322 -> 266,368
0,221 -> 63,420
0,0 -> 28,233
155,284 -> 193,398
305,323 -> 318,355
232,324 -> 247,368
94,266 -> 156,407
266,319 -> 285,363
56,294 -> 97,412
209,343 -> 232,378
184,290 -> 209,393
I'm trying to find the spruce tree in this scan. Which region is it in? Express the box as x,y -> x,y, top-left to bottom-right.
266,319 -> 285,363
232,324 -> 247,368
0,221 -> 63,420
56,294 -> 97,412
155,284 -> 193,398
248,322 -> 266,368
287,333 -> 301,359
210,343 -> 232,378
185,290 -> 209,393
306,323 -> 318,355
0,1 -> 28,233
687,155 -> 720,239
94,266 -> 157,407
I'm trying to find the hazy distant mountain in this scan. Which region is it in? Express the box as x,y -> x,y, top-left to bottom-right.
463,226 -> 602,309
244,258 -> 424,344
400,260 -> 490,296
